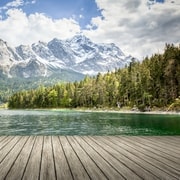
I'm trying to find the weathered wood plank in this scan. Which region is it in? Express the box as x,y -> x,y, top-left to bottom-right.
67,136 -> 108,180
0,136 -> 14,150
0,136 -> 180,180
5,136 -> 35,180
59,136 -> 90,180
83,136 -> 142,180
150,136 -> 180,144
119,136 -> 180,178
130,136 -> 180,156
105,136 -> 178,180
0,136 -> 7,142
120,136 -> 180,166
40,136 -> 56,180
0,136 -> 21,163
146,136 -> 180,147
22,136 -> 43,180
74,136 -> 125,180
52,136 -> 73,180
90,136 -> 158,179
136,136 -> 180,150
0,136 -> 28,180
155,138 -> 180,148
139,136 -> 180,154
109,136 -> 179,179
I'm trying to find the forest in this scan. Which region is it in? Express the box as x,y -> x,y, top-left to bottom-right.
8,44 -> 180,111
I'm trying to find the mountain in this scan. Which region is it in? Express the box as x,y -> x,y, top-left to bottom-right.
0,35 -> 133,79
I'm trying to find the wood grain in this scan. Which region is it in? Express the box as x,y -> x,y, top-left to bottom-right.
0,136 -> 179,180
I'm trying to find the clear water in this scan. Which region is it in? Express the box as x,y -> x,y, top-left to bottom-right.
0,109 -> 179,135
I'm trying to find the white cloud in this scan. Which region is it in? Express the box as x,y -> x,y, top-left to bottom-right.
0,8 -> 80,46
83,0 -> 180,59
0,0 -> 179,59
31,0 -> 36,4
6,0 -> 24,7
0,0 -> 24,11
25,0 -> 37,5
0,0 -> 36,13
79,14 -> 84,19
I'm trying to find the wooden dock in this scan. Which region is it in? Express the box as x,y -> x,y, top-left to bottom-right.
0,136 -> 180,180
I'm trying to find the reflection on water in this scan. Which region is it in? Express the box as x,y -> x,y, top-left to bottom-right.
0,109 -> 179,135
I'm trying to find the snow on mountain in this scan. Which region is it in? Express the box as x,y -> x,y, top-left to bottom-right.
0,35 -> 134,79
0,39 -> 21,77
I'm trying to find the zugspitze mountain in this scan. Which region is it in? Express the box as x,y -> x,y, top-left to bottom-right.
0,35 -> 133,79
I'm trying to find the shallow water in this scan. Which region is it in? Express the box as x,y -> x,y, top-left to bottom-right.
0,109 -> 179,135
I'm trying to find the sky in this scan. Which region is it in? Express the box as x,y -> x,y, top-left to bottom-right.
0,0 -> 179,59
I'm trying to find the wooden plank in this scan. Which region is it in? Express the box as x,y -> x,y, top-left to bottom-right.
74,136 -> 125,180
154,136 -> 180,144
147,136 -> 180,147
90,136 -> 158,179
104,136 -> 177,180
0,136 -> 21,163
40,136 -> 56,180
0,136 -> 14,150
157,138 -> 180,148
134,136 -> 180,151
0,136 -> 180,180
0,136 -> 28,180
140,136 -> 180,153
60,136 -> 90,180
0,136 -> 8,144
118,136 -> 180,176
129,136 -> 180,157
166,136 -> 180,141
109,136 -> 179,179
0,136 -> 7,142
134,136 -> 180,150
22,136 -> 43,180
67,136 -> 108,180
5,136 -> 35,180
120,136 -> 180,166
83,136 -> 141,180
52,136 -> 73,180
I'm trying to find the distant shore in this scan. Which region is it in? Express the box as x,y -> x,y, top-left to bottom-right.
0,107 -> 180,115
49,107 -> 180,115
74,108 -> 180,115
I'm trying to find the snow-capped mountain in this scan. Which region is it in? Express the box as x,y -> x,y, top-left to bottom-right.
0,35 -> 133,79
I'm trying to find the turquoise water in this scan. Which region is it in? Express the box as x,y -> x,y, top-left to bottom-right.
0,110 -> 179,135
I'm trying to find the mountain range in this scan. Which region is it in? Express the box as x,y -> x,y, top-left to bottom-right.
0,35 -> 133,79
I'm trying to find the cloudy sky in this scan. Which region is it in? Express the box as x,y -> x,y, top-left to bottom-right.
0,0 -> 179,59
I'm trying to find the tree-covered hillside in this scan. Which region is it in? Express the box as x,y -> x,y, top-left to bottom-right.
8,44 -> 180,111
0,69 -> 84,104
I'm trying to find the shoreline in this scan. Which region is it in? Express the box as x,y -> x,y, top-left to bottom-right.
0,107 -> 180,115
74,109 -> 180,115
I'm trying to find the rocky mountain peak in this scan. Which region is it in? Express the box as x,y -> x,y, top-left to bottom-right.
0,35 -> 134,79
0,39 -> 8,47
68,34 -> 91,44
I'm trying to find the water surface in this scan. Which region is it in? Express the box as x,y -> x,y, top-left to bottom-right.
0,109 -> 179,135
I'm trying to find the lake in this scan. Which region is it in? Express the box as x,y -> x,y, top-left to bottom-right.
0,109 -> 179,135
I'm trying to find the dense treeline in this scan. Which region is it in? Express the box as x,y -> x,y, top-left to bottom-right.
8,44 -> 180,110
0,69 -> 84,104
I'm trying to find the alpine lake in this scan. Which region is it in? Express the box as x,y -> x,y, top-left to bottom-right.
0,109 -> 179,136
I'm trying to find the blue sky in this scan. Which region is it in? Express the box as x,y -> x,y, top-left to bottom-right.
24,0 -> 102,28
0,0 -> 179,59
0,0 -> 102,28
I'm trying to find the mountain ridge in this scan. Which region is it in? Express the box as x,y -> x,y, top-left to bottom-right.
0,35 -> 134,79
